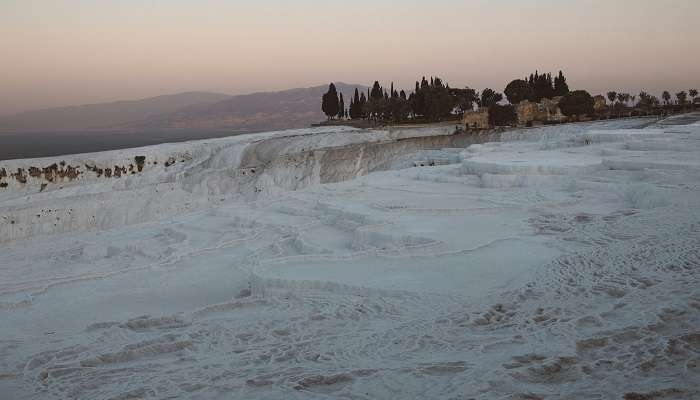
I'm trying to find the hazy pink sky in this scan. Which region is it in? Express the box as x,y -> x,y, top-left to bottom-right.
1,0 -> 698,115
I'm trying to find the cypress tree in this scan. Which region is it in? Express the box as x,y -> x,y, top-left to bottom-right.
553,71 -> 569,96
350,88 -> 361,119
338,93 -> 345,119
359,92 -> 367,119
321,83 -> 339,120
535,72 -> 546,102
545,73 -> 554,99
524,70 -> 559,102
367,81 -> 384,121
413,80 -> 426,117
370,81 -> 383,100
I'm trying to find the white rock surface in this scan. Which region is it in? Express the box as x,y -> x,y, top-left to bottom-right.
1,115 -> 699,399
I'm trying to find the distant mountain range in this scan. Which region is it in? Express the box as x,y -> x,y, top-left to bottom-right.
0,83 -> 365,133
0,92 -> 231,132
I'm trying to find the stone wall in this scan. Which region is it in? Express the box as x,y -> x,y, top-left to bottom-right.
516,97 -> 566,126
463,108 -> 490,129
516,101 -> 538,126
594,95 -> 607,112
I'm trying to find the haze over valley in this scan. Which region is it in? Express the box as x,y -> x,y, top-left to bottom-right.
0,84 -> 364,160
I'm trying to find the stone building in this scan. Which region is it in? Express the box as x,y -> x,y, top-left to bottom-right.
516,101 -> 538,126
463,108 -> 490,129
593,95 -> 607,112
516,97 -> 566,126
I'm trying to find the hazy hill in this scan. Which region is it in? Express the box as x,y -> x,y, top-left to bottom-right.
0,92 -> 231,132
120,83 -> 366,132
0,83 -> 366,134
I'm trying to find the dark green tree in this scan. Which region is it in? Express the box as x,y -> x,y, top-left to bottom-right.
321,83 -> 339,120
639,92 -> 659,112
544,73 -> 555,99
662,91 -> 671,105
559,90 -> 594,119
427,77 -> 454,121
411,79 -> 426,117
367,81 -> 386,120
553,71 -> 569,96
504,79 -> 532,105
406,76 -> 456,121
370,81 -> 383,100
359,92 -> 368,119
387,89 -> 411,122
349,88 -> 361,119
348,97 -> 356,119
488,104 -> 517,126
450,87 -> 479,114
617,92 -> 630,106
480,88 -> 503,107
527,71 -> 555,102
607,91 -> 617,105
637,91 -> 656,111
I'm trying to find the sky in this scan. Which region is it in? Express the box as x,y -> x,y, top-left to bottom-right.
1,0 -> 698,116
